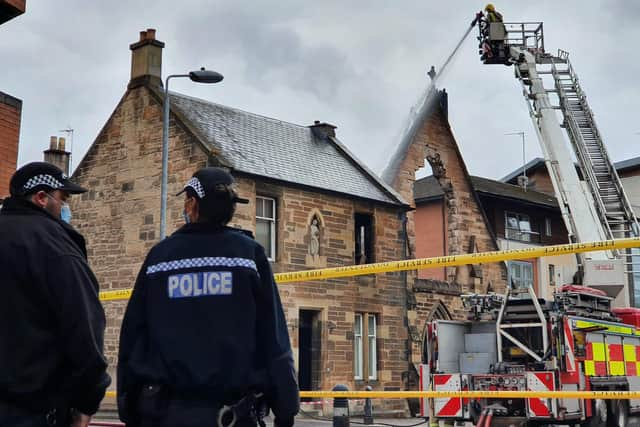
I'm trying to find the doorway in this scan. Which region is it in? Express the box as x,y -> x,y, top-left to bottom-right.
298,310 -> 322,399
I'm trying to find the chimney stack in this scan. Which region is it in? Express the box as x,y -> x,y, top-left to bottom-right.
309,120 -> 337,140
129,28 -> 165,89
44,136 -> 71,176
517,175 -> 529,191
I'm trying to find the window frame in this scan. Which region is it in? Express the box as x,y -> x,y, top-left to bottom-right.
354,312 -> 378,381
367,314 -> 378,380
354,213 -> 374,265
256,196 -> 277,261
548,264 -> 556,286
545,218 -> 552,237
505,211 -> 535,242
354,313 -> 364,380
508,260 -> 534,289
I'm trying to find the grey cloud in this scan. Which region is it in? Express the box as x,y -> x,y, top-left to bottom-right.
1,0 -> 637,181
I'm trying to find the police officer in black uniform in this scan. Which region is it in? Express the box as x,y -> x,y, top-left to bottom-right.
117,167 -> 299,427
0,162 -> 111,427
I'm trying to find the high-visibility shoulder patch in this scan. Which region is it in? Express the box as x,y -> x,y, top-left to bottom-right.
147,257 -> 257,275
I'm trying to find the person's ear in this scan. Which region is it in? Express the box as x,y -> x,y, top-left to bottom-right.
31,191 -> 49,209
189,197 -> 200,222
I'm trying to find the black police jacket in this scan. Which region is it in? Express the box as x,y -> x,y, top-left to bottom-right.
117,222 -> 299,423
0,197 -> 111,414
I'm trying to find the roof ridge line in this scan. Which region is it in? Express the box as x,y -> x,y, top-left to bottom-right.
328,135 -> 408,206
168,90 -> 310,130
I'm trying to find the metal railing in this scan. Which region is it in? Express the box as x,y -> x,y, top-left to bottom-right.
503,21 -> 545,53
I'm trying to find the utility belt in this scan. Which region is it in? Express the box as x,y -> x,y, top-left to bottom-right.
0,400 -> 73,426
139,384 -> 268,427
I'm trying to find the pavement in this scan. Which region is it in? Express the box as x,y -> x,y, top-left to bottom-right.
92,410 -> 640,427
91,413 -> 430,427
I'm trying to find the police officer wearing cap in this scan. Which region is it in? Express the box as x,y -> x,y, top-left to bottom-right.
0,162 -> 111,427
118,167 -> 299,427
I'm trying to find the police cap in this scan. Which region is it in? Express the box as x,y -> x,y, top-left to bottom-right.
10,162 -> 87,196
176,167 -> 249,204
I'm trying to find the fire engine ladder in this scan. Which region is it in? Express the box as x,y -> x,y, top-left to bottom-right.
505,23 -> 611,252
496,287 -> 549,363
550,50 -> 640,274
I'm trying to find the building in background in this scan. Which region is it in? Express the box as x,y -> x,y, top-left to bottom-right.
414,174 -> 571,300
0,0 -> 24,24
0,91 -> 22,198
502,156 -> 640,305
502,156 -> 640,214
0,0 -> 25,199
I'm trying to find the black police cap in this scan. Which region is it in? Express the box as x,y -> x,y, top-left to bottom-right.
176,167 -> 249,204
10,162 -> 87,196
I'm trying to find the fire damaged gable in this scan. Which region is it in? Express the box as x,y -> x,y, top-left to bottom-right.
382,87 -> 506,294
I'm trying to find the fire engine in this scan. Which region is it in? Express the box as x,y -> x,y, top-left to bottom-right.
418,7 -> 640,427
420,286 -> 640,426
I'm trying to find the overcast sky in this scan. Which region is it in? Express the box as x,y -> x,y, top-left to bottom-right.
1,1 -> 638,181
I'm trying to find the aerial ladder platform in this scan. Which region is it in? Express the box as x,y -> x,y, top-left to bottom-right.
474,16 -> 639,303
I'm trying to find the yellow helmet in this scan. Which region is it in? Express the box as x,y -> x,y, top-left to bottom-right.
485,3 -> 495,12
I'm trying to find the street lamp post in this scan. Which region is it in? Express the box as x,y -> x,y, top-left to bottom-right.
160,68 -> 224,239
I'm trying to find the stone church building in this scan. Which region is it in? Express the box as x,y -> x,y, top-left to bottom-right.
71,29 -> 413,409
69,29 -> 508,413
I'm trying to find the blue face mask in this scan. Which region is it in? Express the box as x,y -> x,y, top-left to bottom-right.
183,210 -> 191,224
60,203 -> 72,224
46,193 -> 72,224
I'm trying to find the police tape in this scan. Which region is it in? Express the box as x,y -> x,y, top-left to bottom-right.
296,390 -> 640,400
103,390 -> 640,400
100,289 -> 133,302
299,390 -> 640,400
99,237 -> 640,302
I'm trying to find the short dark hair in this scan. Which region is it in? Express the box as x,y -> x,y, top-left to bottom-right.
185,186 -> 237,225
23,188 -> 54,200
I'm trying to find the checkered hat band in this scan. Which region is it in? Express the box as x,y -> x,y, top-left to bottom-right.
23,174 -> 64,191
184,177 -> 205,198
146,256 -> 258,275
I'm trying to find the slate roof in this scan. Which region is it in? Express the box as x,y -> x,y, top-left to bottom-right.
500,157 -> 546,183
167,91 -> 406,207
413,175 -> 558,208
471,175 -> 558,208
615,156 -> 640,174
502,156 -> 640,184
413,176 -> 443,202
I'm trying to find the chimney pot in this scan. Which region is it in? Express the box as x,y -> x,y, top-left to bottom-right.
139,30 -> 147,41
44,136 -> 70,176
146,29 -> 156,39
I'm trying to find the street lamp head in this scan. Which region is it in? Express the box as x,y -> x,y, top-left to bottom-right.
189,68 -> 224,84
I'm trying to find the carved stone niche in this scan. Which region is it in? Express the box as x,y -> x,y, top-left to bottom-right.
305,211 -> 327,268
